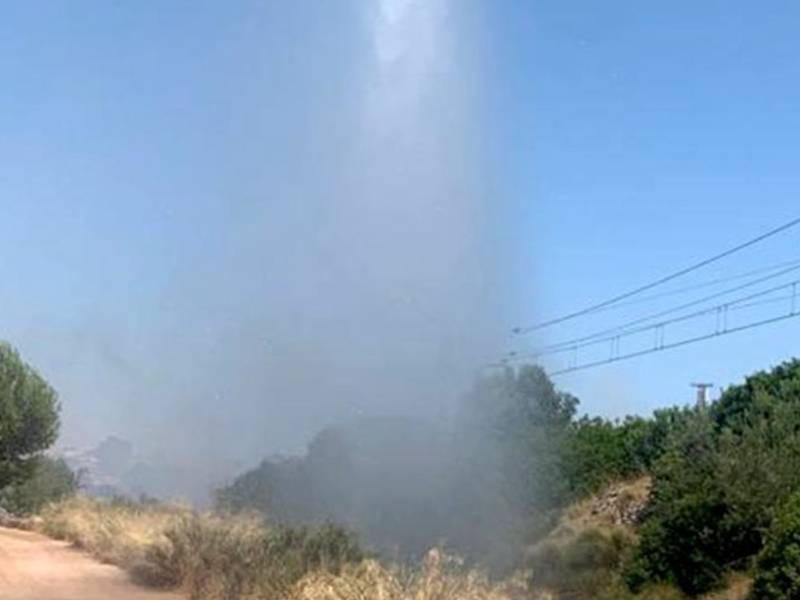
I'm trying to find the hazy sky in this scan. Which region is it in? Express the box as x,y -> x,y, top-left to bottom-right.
1,0 -> 502,466
3,2 -> 800,468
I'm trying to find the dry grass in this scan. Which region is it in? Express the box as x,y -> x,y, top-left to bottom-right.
35,496 -> 529,600
292,550 -> 529,600
41,486 -> 746,600
700,574 -> 752,600
521,478 -> 652,599
561,476 -> 652,536
37,495 -> 188,569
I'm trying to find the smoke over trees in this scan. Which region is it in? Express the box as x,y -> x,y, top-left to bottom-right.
217,365 -> 590,568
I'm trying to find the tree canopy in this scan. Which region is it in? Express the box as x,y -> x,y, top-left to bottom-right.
0,342 -> 60,490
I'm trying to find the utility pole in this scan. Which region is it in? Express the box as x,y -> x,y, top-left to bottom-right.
691,382 -> 714,409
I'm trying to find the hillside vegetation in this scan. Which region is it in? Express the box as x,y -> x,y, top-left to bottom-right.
6,339 -> 800,599
27,478 -> 752,600
216,365 -> 666,568
212,359 -> 800,599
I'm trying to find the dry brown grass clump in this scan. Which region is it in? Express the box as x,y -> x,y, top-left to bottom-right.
35,497 -> 540,600
37,496 -> 368,600
699,574 -> 752,600
37,495 -> 187,569
293,549 -> 529,600
147,512 -> 364,599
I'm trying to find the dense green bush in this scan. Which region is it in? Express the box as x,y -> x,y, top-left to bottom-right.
563,406 -> 694,500
712,359 -> 800,431
564,417 -> 633,497
625,411 -> 729,595
631,406 -> 697,469
0,456 -> 78,515
750,491 -> 800,599
629,360 -> 800,596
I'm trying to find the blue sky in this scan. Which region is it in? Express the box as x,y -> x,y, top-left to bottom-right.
493,2 -> 800,415
2,1 -> 800,463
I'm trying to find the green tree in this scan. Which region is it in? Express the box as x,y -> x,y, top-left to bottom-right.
626,410 -> 727,595
0,456 -> 78,515
562,406 -> 694,500
711,359 -> 800,431
714,391 -> 800,557
629,360 -> 800,596
750,490 -> 800,600
631,406 -> 697,469
448,364 -> 579,568
564,417 -> 631,497
0,342 -> 60,490
491,364 -> 578,514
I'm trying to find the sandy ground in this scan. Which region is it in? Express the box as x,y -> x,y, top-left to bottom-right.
0,526 -> 183,600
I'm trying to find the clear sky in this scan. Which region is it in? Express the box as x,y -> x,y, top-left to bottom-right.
492,2 -> 800,416
2,1 -> 800,468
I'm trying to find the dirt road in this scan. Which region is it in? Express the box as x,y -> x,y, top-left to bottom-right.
0,526 -> 183,600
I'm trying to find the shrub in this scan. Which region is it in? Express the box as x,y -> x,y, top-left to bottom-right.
629,361 -> 800,596
527,527 -> 631,596
565,417 -> 633,497
625,411 -> 730,595
712,359 -> 800,431
0,456 -> 78,515
38,495 -> 187,567
750,491 -> 800,599
564,407 -> 696,501
136,513 -> 365,598
152,514 -> 269,598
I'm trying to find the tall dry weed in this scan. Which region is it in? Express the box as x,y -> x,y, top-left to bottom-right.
37,497 -> 532,600
37,495 -> 186,567
292,549 -> 529,600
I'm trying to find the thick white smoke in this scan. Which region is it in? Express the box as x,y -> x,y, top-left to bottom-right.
31,0 -> 500,501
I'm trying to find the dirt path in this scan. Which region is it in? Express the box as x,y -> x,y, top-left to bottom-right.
0,526 -> 183,600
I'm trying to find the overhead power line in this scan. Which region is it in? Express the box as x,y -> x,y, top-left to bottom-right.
549,309 -> 800,376
510,278 -> 800,364
513,215 -> 800,335
573,257 -> 800,314
530,263 -> 800,356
